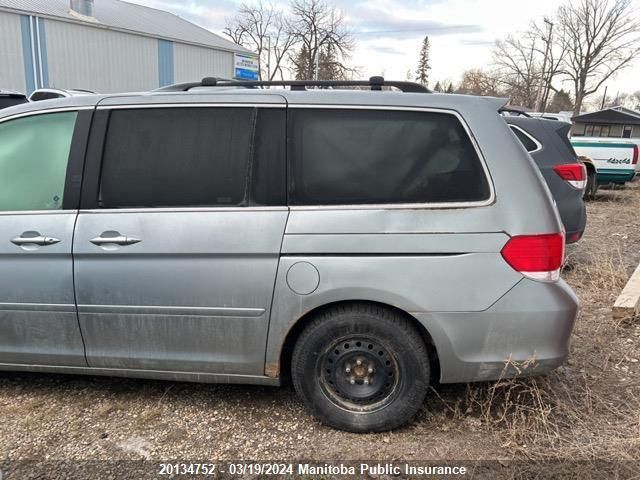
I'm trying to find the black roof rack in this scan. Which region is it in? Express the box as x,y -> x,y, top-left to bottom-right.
153,76 -> 431,94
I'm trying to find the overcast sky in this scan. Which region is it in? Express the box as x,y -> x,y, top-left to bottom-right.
128,0 -> 640,97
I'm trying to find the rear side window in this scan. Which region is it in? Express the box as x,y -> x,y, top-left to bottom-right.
0,96 -> 28,109
30,91 -> 65,101
288,108 -> 490,205
99,107 -> 285,208
510,126 -> 539,152
0,112 -> 76,211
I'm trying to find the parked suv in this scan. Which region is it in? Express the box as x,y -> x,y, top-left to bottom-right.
504,114 -> 587,243
0,77 -> 579,432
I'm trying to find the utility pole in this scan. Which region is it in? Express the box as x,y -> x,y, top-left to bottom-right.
266,35 -> 271,81
537,17 -> 554,112
600,86 -> 608,110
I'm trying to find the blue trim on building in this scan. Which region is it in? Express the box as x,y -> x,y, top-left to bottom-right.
20,15 -> 36,94
37,17 -> 49,88
158,39 -> 174,87
30,16 -> 41,89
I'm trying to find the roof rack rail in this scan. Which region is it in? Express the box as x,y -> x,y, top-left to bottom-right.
498,107 -> 531,117
153,76 -> 431,93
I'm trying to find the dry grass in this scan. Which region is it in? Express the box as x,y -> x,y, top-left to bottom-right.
430,182 -> 640,462
3,182 -> 640,470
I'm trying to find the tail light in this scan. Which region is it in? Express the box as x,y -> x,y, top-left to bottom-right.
633,145 -> 639,165
553,163 -> 587,190
501,233 -> 565,282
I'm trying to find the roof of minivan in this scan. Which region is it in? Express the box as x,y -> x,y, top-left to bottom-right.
0,88 -> 509,119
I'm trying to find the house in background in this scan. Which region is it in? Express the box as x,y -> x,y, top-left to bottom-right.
0,0 -> 256,94
571,106 -> 640,139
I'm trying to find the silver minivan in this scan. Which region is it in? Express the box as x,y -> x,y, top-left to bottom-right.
0,77 -> 578,432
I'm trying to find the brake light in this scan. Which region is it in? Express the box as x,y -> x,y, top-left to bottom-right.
501,234 -> 565,282
633,145 -> 639,165
553,163 -> 587,190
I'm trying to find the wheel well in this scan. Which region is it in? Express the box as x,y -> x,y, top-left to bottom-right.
277,300 -> 440,385
582,160 -> 595,173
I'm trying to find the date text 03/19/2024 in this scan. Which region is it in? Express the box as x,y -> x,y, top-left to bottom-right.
158,463 -> 469,476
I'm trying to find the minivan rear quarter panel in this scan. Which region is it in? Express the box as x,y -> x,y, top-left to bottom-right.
264,93 -> 567,378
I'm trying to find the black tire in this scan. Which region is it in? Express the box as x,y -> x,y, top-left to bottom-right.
291,303 -> 430,433
584,169 -> 598,201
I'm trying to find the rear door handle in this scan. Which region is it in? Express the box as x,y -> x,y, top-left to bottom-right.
90,232 -> 141,246
11,233 -> 61,246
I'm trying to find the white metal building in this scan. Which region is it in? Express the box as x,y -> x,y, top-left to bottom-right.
0,0 -> 256,94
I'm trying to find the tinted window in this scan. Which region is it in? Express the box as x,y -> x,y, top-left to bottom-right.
510,126 -> 538,152
99,107 -> 285,208
0,112 -> 76,211
0,96 -> 28,109
289,108 -> 490,205
30,91 -> 65,101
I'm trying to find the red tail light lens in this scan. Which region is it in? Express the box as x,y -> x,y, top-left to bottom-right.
633,145 -> 639,165
553,163 -> 587,190
501,234 -> 565,282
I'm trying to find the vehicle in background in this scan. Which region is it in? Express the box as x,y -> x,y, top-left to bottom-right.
0,77 -> 579,433
578,155 -> 598,200
29,88 -> 95,102
529,111 -> 573,123
571,139 -> 639,186
0,90 -> 28,110
504,114 -> 587,244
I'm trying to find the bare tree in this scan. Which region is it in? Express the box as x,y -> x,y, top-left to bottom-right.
288,0 -> 354,80
456,69 -> 504,97
530,18 -> 566,111
557,0 -> 640,115
492,18 -> 566,110
493,32 -> 541,108
224,1 -> 295,80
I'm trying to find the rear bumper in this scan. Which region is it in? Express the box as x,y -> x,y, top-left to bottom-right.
413,278 -> 579,384
563,201 -> 586,244
597,169 -> 636,184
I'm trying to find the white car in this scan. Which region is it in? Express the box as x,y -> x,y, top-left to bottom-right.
28,88 -> 95,102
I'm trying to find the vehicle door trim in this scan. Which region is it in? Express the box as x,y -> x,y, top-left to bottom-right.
0,302 -> 76,312
77,304 -> 266,317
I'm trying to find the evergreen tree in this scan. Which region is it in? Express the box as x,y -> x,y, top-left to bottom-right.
415,36 -> 431,87
445,83 -> 454,94
547,89 -> 574,112
293,45 -> 311,80
433,81 -> 443,92
318,44 -> 341,80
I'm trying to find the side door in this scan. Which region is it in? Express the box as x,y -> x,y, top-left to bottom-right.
74,100 -> 287,376
0,108 -> 91,366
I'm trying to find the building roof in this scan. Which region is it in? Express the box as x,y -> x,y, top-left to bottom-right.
0,0 -> 253,54
573,106 -> 640,125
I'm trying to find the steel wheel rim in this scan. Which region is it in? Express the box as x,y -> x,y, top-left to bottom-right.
318,336 -> 400,412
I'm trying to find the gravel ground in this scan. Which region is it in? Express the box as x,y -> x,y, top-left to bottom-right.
1,182 -> 640,478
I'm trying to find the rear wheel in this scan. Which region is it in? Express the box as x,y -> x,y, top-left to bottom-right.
584,168 -> 598,200
291,303 -> 430,432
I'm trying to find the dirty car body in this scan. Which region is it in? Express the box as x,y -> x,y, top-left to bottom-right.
0,82 -> 579,431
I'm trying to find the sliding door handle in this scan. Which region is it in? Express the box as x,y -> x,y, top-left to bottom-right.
11,233 -> 60,246
90,232 -> 141,246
